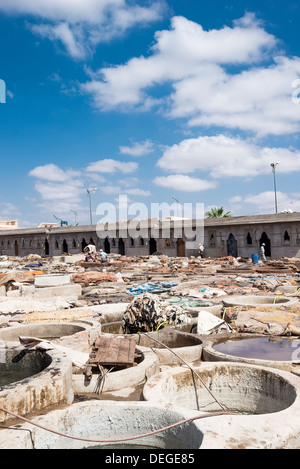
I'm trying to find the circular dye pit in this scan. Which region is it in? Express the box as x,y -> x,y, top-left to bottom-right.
202,333 -> 300,372
0,348 -> 51,386
0,323 -> 87,343
0,346 -> 73,424
222,295 -> 298,307
0,401 -> 204,449
100,323 -> 202,365
213,336 -> 299,361
143,362 -> 298,415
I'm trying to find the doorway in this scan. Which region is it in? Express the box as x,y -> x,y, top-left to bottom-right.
149,238 -> 157,255
118,238 -> 125,256
44,239 -> 50,256
227,233 -> 238,257
62,239 -> 68,254
14,240 -> 19,256
104,237 -> 110,254
81,238 -> 88,252
259,232 -> 271,257
177,238 -> 185,257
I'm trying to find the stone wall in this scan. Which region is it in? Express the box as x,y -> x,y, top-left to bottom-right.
0,214 -> 300,259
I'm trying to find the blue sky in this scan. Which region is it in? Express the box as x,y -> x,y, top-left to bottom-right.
1,0 -> 300,227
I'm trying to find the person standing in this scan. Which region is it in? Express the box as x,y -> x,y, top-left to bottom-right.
198,243 -> 205,258
260,243 -> 266,261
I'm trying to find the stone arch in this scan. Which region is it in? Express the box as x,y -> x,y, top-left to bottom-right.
62,239 -> 68,253
81,238 -> 88,252
227,233 -> 238,257
118,238 -> 125,256
44,239 -> 50,256
259,232 -> 271,257
149,238 -> 157,255
104,237 -> 110,254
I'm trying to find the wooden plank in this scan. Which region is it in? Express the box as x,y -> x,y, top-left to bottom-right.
93,336 -> 137,366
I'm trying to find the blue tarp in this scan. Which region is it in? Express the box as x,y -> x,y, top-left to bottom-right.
127,281 -> 178,296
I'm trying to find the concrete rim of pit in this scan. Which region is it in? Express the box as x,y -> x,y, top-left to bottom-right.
142,361 -> 300,448
0,400 -> 204,449
0,345 -> 74,424
222,295 -> 299,307
201,332 -> 299,372
0,320 -> 100,343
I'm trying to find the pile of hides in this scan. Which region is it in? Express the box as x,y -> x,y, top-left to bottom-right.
122,292 -> 191,334
71,271 -> 119,286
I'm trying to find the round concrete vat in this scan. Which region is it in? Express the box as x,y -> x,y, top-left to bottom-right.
72,346 -> 160,394
0,322 -> 89,342
0,321 -> 102,352
100,323 -> 202,365
0,345 -> 73,424
142,362 -> 300,448
202,333 -> 299,372
0,401 -> 204,449
222,295 -> 299,308
88,303 -> 130,324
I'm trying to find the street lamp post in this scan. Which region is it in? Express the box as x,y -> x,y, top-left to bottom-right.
70,210 -> 78,226
172,195 -> 180,218
86,188 -> 98,225
270,161 -> 280,214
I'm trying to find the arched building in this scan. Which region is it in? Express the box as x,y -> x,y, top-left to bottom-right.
0,213 -> 299,259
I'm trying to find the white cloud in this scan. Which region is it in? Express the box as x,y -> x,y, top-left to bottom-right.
157,134 -> 300,178
81,14 -> 279,114
0,0 -> 165,25
28,163 -> 86,220
0,201 -> 20,219
0,0 -> 166,59
81,13 -> 300,136
181,56 -> 300,136
28,163 -> 81,182
86,159 -> 138,174
126,188 -> 151,196
227,191 -> 300,215
31,22 -> 87,59
34,181 -> 83,201
119,139 -> 154,157
154,174 -> 217,192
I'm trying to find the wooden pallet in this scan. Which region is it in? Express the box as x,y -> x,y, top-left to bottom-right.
88,336 -> 137,367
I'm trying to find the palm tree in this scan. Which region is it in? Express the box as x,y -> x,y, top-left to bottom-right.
205,206 -> 232,218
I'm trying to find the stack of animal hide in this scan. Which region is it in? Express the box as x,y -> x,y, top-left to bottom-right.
122,292 -> 190,334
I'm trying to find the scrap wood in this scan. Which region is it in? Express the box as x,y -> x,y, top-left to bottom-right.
88,336 -> 137,367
